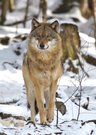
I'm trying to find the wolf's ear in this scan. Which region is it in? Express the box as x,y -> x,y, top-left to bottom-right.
32,18 -> 40,30
50,20 -> 59,32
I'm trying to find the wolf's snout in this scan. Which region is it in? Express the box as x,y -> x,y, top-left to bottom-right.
38,43 -> 49,50
40,43 -> 45,49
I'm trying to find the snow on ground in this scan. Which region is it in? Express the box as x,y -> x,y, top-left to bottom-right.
0,0 -> 96,134
0,29 -> 96,134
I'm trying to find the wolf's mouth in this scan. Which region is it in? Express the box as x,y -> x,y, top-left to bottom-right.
37,44 -> 49,50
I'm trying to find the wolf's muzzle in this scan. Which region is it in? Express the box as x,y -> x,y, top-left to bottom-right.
40,44 -> 45,49
38,43 -> 49,50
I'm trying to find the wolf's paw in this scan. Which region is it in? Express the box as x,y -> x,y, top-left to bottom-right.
40,115 -> 48,125
40,118 -> 48,125
41,121 -> 48,126
47,116 -> 54,123
47,109 -> 54,123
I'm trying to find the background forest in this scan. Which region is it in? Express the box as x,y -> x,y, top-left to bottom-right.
0,0 -> 96,135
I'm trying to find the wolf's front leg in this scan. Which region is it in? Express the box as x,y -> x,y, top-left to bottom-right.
29,90 -> 36,123
25,82 -> 36,123
47,80 -> 57,123
23,80 -> 36,123
22,63 -> 36,123
34,86 -> 47,125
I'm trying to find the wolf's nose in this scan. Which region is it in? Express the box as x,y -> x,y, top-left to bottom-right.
40,44 -> 45,49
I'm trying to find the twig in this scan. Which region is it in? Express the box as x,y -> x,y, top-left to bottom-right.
56,98 -> 59,126
64,86 -> 79,104
5,15 -> 32,26
82,119 -> 96,125
77,53 -> 89,77
56,77 -> 61,126
76,71 -> 85,121
82,54 -> 96,66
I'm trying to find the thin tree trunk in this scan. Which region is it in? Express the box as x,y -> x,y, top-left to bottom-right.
39,0 -> 47,22
23,0 -> 30,27
0,0 -> 9,25
92,0 -> 96,47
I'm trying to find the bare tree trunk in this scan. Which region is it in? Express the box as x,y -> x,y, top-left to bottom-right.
23,0 -> 30,27
39,0 -> 47,22
0,0 -> 9,25
9,0 -> 15,12
92,0 -> 96,47
0,0 -> 15,25
80,0 -> 92,18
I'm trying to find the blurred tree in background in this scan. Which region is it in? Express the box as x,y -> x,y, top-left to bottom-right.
0,0 -> 14,25
53,0 -> 93,19
0,0 -> 95,25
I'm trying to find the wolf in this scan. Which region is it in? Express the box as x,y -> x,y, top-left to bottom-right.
22,18 -> 63,124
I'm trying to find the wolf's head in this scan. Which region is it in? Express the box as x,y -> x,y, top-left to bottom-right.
28,18 -> 61,51
28,18 -> 63,67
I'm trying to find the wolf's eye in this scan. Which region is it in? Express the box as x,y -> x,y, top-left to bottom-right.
36,35 -> 41,40
46,36 -> 52,41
